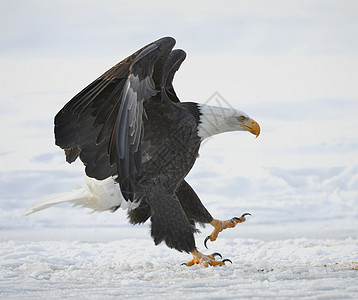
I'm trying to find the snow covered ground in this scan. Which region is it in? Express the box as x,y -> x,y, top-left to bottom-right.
1,152 -> 357,299
1,1 -> 358,299
0,237 -> 357,299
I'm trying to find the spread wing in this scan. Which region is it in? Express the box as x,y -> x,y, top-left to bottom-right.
54,37 -> 176,201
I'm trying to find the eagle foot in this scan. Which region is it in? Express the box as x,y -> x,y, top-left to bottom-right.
182,250 -> 231,267
204,213 -> 251,249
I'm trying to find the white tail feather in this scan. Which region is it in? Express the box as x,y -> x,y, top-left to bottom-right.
23,176 -> 134,217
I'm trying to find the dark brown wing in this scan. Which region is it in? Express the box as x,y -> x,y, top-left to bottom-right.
54,37 -> 176,201
163,49 -> 186,103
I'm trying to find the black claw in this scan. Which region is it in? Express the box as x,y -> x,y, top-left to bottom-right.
222,258 -> 233,264
242,212 -> 251,218
204,236 -> 210,249
211,252 -> 222,259
231,213 -> 251,223
181,262 -> 187,266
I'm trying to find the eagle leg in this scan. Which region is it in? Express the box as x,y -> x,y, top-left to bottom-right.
204,213 -> 251,249
183,250 -> 230,267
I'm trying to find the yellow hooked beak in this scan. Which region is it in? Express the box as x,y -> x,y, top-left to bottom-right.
240,119 -> 260,138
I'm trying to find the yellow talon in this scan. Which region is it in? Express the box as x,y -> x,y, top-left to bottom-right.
204,213 -> 251,248
184,250 -> 226,267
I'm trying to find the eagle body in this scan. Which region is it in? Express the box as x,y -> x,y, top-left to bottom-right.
138,99 -> 201,193
129,98 -> 203,252
25,37 -> 260,257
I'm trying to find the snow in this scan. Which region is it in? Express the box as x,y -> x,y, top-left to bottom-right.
1,1 -> 358,298
1,163 -> 357,299
1,238 -> 357,299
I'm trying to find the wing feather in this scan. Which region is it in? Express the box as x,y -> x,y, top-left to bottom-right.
55,37 -> 176,202
163,49 -> 187,103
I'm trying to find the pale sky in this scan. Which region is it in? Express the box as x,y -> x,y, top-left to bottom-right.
0,0 -> 357,176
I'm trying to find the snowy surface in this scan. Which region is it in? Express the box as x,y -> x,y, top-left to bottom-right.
1,160 -> 357,299
1,238 -> 357,299
1,1 -> 358,299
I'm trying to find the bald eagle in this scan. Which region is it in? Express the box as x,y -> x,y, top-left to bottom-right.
24,37 -> 260,267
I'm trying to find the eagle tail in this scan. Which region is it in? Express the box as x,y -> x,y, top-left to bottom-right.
23,176 -> 133,217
